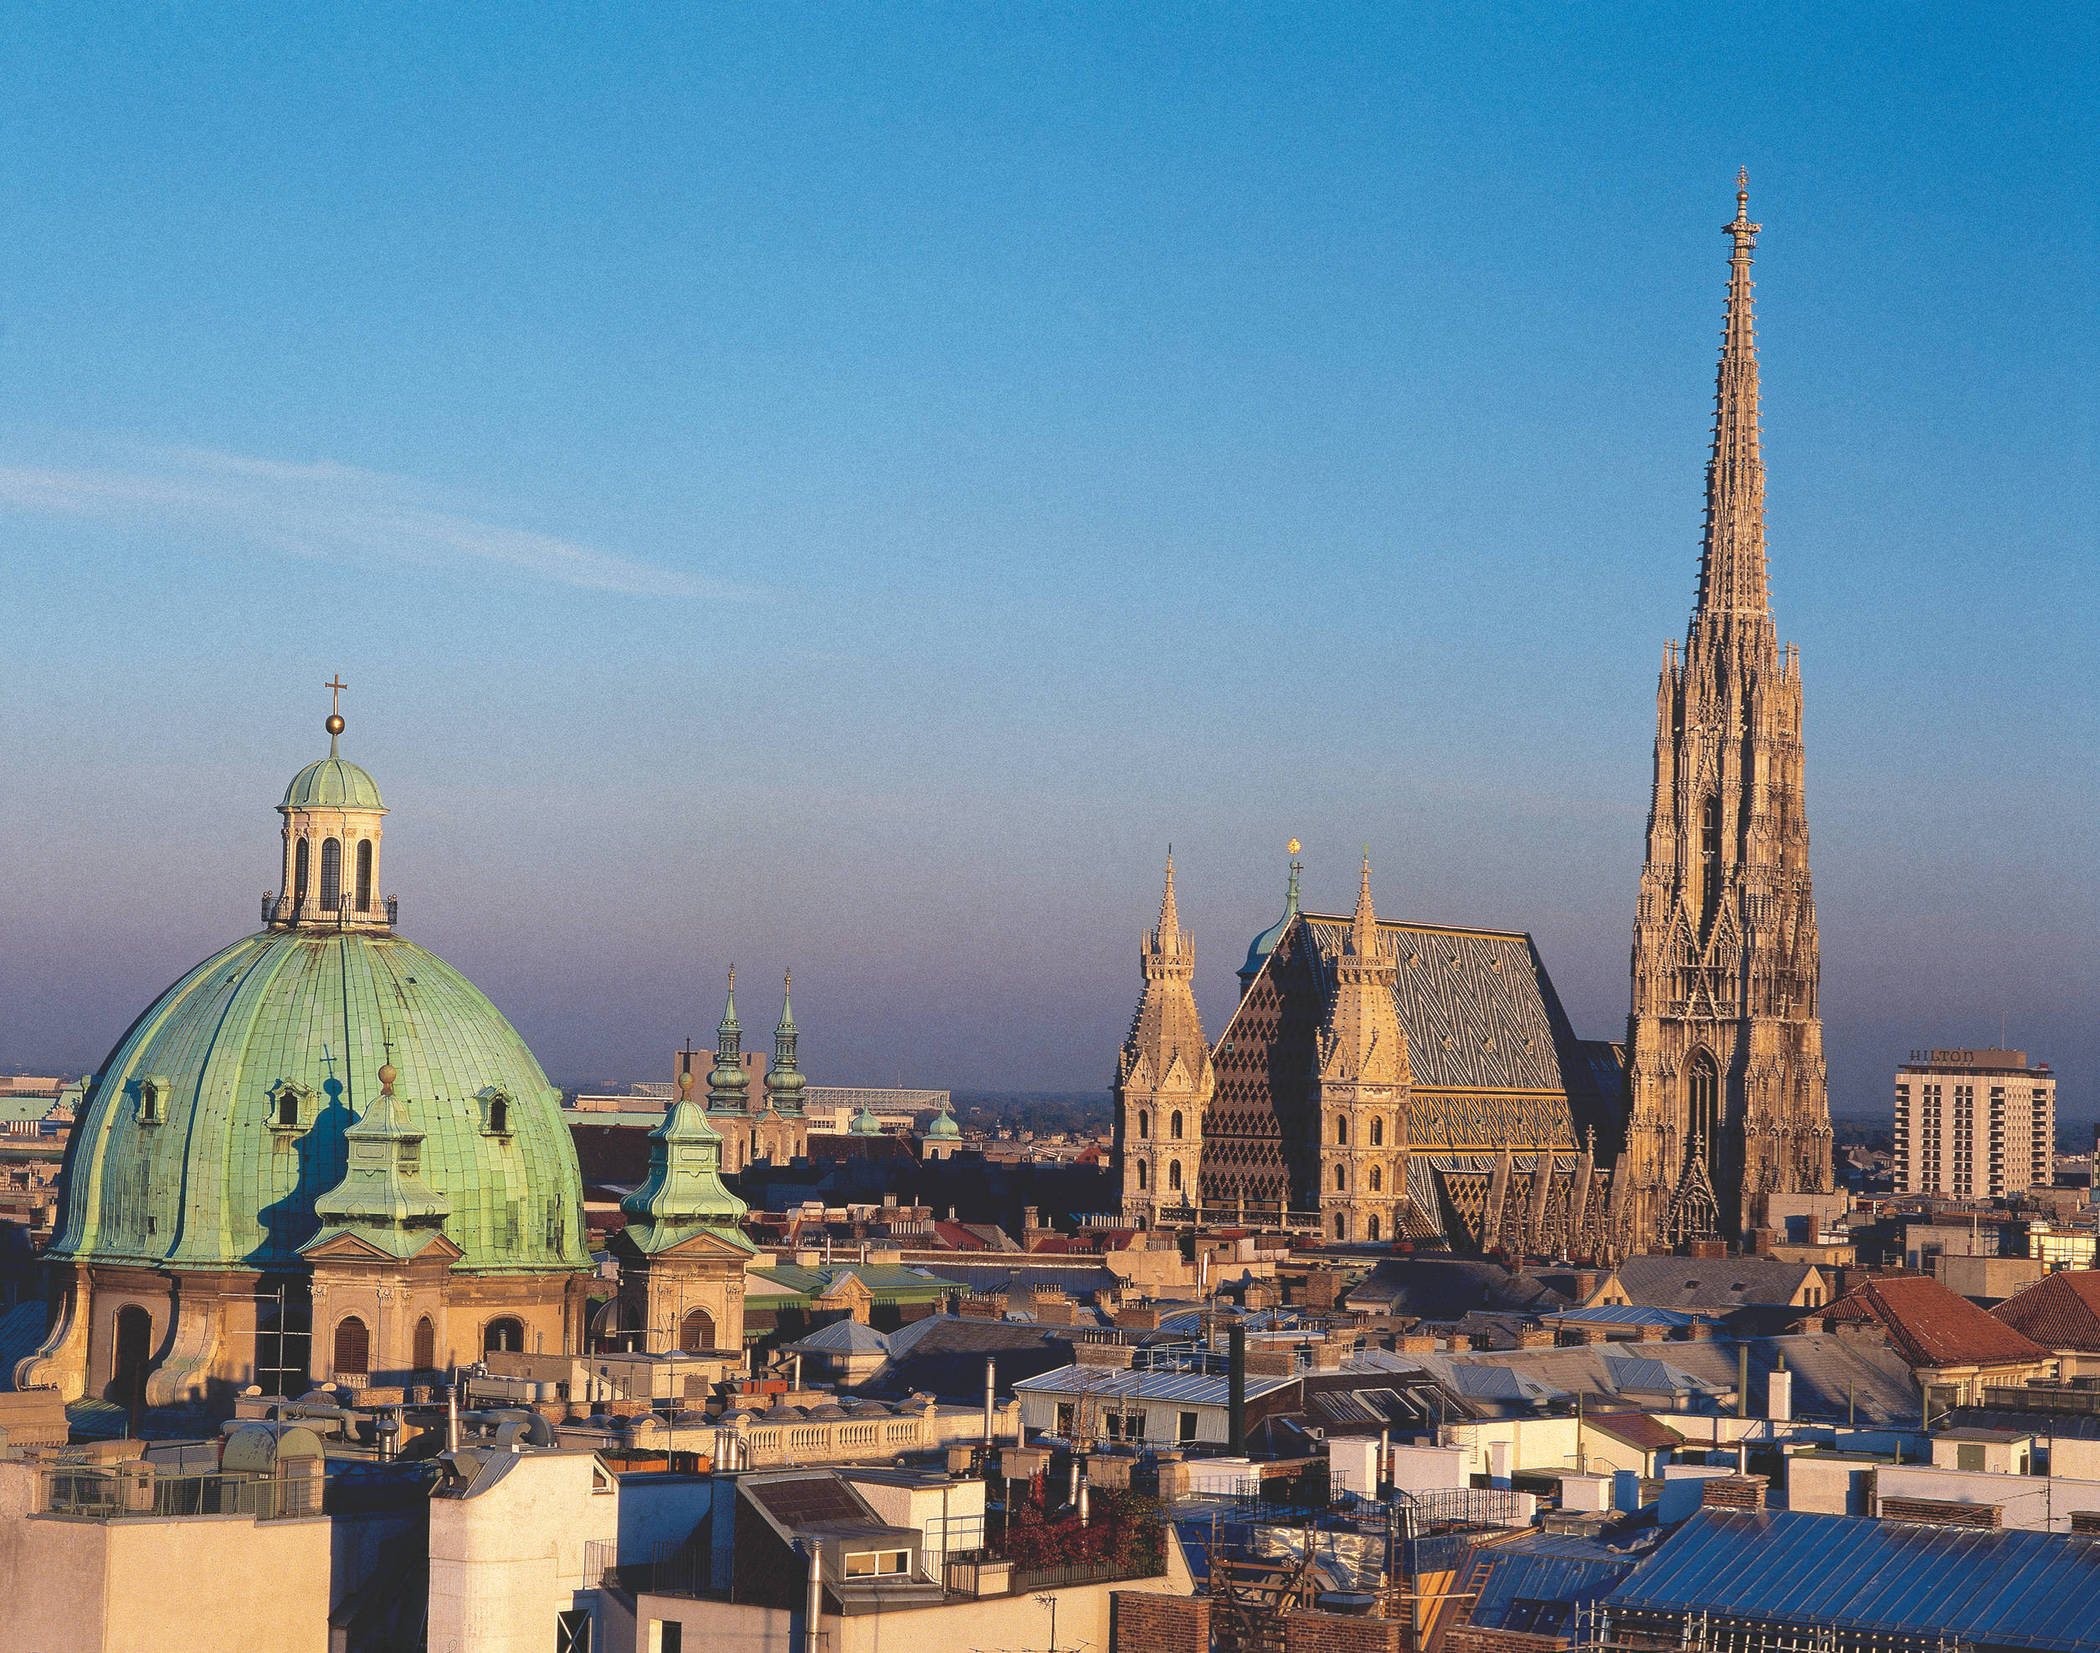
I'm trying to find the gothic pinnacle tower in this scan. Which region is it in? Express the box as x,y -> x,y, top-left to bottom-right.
1621,172 -> 1834,1242
1112,854 -> 1212,1224
1312,858 -> 1411,1245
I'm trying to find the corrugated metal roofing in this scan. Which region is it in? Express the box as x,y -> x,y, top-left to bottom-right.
1607,1508 -> 2100,1651
1543,1305 -> 1703,1328
1473,1549 -> 1638,1632
1013,1362 -> 1294,1406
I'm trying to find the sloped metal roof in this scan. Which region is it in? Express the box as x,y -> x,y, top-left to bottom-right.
1607,1508 -> 2100,1651
1013,1362 -> 1295,1406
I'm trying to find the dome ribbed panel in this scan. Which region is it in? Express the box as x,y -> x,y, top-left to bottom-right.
50,931 -> 585,1276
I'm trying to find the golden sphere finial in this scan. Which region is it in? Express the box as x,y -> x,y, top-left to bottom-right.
678,1069 -> 695,1098
326,713 -> 345,736
1287,838 -> 1301,856
377,1062 -> 396,1094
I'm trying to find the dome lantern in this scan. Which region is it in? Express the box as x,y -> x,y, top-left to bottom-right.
270,681 -> 392,932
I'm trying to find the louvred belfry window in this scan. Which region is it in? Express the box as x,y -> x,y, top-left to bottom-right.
333,1315 -> 370,1376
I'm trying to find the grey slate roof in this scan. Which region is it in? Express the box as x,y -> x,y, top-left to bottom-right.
785,1319 -> 892,1355
1609,1255 -> 1815,1310
1014,1363 -> 1295,1407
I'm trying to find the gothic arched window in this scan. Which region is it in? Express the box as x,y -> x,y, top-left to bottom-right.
1334,1213 -> 1347,1240
1136,1160 -> 1148,1191
320,838 -> 342,910
1170,1111 -> 1183,1140
1369,1215 -> 1381,1242
1370,1166 -> 1383,1192
1370,1117 -> 1383,1147
1138,1111 -> 1150,1140
1336,1117 -> 1348,1146
1168,1160 -> 1182,1192
355,839 -> 373,911
1335,1164 -> 1347,1192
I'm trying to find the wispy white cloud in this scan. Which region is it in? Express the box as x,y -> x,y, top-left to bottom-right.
0,445 -> 748,601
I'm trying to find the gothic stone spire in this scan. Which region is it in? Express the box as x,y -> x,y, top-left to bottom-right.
1695,169 -> 1770,634
1314,857 -> 1411,1246
1622,176 -> 1833,1241
1114,855 -> 1211,1223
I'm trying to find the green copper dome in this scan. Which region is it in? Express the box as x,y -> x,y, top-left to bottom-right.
50,929 -> 586,1276
923,1103 -> 961,1141
282,755 -> 385,811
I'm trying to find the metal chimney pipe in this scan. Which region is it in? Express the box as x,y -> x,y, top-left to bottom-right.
1228,1320 -> 1247,1455
802,1539 -> 824,1653
983,1357 -> 996,1445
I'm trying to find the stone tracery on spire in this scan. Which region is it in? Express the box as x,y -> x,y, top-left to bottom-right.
1694,167 -> 1771,630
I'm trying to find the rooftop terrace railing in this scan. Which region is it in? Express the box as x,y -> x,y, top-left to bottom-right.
41,1466 -> 322,1522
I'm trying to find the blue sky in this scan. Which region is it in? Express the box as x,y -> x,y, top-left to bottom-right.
2,5 -> 2093,1110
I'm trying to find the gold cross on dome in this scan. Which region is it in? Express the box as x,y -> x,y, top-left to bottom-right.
325,676 -> 347,717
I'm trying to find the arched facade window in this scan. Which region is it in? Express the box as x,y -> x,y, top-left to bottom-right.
1169,1111 -> 1183,1140
1370,1117 -> 1383,1147
1336,1117 -> 1348,1146
1136,1160 -> 1148,1190
355,839 -> 373,911
332,1315 -> 370,1376
1168,1160 -> 1183,1191
483,1317 -> 524,1354
1334,1213 -> 1347,1240
1334,1164 -> 1347,1192
277,1087 -> 300,1128
1370,1166 -> 1383,1192
412,1315 -> 436,1371
320,838 -> 342,910
112,1304 -> 153,1406
1369,1215 -> 1381,1241
488,1096 -> 508,1134
293,838 -> 310,907
1138,1111 -> 1149,1140
680,1309 -> 714,1353
1688,1051 -> 1721,1179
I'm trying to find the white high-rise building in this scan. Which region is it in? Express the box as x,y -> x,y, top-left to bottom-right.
1893,1049 -> 2056,1199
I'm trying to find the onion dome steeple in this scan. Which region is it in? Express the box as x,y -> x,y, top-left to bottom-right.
621,1070 -> 752,1253
707,967 -> 751,1112
923,1098 -> 961,1141
767,970 -> 807,1116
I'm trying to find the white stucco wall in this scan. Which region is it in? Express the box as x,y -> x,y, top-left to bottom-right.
428,1450 -> 619,1653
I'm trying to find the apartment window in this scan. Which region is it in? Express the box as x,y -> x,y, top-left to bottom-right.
844,1549 -> 910,1578
1179,1411 -> 1199,1444
651,1624 -> 682,1653
1057,1403 -> 1075,1436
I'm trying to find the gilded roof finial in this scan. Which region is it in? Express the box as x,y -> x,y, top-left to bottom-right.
324,675 -> 348,754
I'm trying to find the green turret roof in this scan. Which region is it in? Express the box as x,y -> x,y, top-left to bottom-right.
282,753 -> 385,811
307,1065 -> 451,1259
620,1075 -> 754,1254
767,971 -> 806,1113
923,1101 -> 961,1140
708,969 -> 751,1110
50,929 -> 587,1275
849,1104 -> 883,1136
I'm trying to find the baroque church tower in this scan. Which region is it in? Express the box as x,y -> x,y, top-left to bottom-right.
1623,174 -> 1834,1241
1313,860 -> 1411,1245
1114,856 -> 1211,1224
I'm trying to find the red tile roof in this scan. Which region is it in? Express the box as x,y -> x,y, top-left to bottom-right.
1825,1275 -> 2048,1369
1993,1271 -> 2100,1353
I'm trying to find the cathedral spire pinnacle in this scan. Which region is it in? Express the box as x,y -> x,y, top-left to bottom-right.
1348,854 -> 1379,956
1695,169 -> 1769,630
1156,851 -> 1182,943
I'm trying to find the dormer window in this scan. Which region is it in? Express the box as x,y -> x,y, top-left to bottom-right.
843,1549 -> 910,1579
266,1080 -> 311,1133
135,1077 -> 167,1126
477,1086 -> 513,1137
